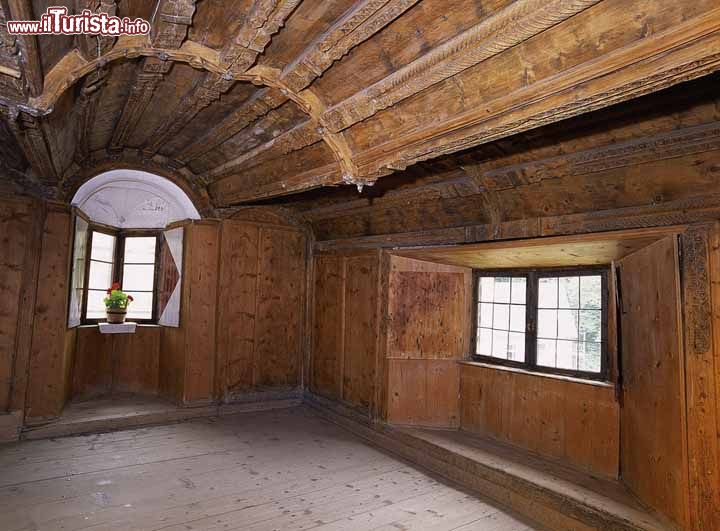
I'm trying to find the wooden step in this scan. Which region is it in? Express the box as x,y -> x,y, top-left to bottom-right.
305,393 -> 672,531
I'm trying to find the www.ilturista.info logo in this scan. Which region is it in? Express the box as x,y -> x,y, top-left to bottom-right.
6,7 -> 150,36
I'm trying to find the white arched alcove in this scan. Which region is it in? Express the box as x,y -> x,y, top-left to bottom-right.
71,169 -> 201,228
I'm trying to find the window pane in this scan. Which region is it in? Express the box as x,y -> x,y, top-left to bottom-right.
479,303 -> 493,328
538,278 -> 558,308
493,304 -> 510,330
124,237 -> 156,263
91,232 -> 115,262
558,277 -> 579,308
538,309 -> 557,338
479,277 -> 495,303
580,276 -> 602,309
537,339 -> 556,367
88,260 -> 113,290
557,340 -> 579,370
508,332 -> 526,362
579,342 -> 602,372
510,305 -> 525,332
125,291 -> 153,320
123,264 -> 155,291
494,278 -> 511,303
492,329 -> 509,359
511,278 -> 526,304
557,309 -> 579,340
86,290 -> 107,319
580,310 -> 602,342
477,328 -> 492,356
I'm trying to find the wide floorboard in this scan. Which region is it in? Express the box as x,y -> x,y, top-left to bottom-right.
0,407 -> 539,530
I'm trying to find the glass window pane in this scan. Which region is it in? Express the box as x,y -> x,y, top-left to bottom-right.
510,305 -> 525,332
479,277 -> 494,303
492,329 -> 509,359
494,278 -> 511,303
125,291 -> 153,320
477,328 -> 492,356
511,278 -> 526,304
558,277 -> 580,308
508,332 -> 526,362
557,340 -> 579,370
579,342 -> 602,372
557,309 -> 579,340
538,278 -> 558,308
88,260 -> 113,290
580,310 -> 602,342
537,339 -> 556,367
124,237 -> 156,263
580,276 -> 602,309
91,232 -> 115,262
493,303 -> 510,330
479,303 -> 493,328
537,309 -> 557,339
86,290 -> 107,319
122,264 -> 155,291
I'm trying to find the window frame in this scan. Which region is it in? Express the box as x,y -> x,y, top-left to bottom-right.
471,266 -> 610,381
80,224 -> 162,325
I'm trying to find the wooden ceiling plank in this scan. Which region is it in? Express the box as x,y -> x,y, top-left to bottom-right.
176,86 -> 288,164
1,106 -> 58,186
220,0 -> 302,75
151,0 -> 198,49
3,0 -> 43,98
143,71 -> 235,156
280,0 -> 421,93
109,57 -> 172,150
74,67 -> 109,163
76,1 -> 118,60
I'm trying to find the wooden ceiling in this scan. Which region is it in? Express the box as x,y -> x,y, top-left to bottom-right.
0,0 -> 719,216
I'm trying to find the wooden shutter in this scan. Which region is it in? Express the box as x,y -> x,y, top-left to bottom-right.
67,213 -> 89,328
157,226 -> 184,327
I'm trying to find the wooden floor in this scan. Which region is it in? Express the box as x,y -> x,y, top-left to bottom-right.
0,407 -> 539,531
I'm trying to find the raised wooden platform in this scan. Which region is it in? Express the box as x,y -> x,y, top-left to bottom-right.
22,392 -> 302,441
305,394 -> 671,531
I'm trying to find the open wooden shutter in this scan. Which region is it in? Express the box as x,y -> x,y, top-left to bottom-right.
67,213 -> 89,328
157,226 -> 184,327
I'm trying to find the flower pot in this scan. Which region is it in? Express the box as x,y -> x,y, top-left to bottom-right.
106,308 -> 127,324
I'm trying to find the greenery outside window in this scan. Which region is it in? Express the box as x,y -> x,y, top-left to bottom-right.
472,268 -> 609,380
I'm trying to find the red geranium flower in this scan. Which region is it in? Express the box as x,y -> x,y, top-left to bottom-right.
111,282 -> 121,290
128,295 -> 134,302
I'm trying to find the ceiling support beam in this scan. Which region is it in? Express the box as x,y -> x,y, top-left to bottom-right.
280,0 -> 420,92
220,0 -> 301,75
151,0 -> 197,49
74,67 -> 108,162
0,106 -> 58,185
3,0 -> 43,98
76,1 -> 118,60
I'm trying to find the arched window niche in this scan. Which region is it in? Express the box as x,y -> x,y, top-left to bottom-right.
68,170 -> 200,328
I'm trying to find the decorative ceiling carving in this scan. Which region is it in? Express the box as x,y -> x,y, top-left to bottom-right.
0,0 -> 718,212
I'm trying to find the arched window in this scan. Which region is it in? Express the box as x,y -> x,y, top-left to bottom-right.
69,170 -> 200,325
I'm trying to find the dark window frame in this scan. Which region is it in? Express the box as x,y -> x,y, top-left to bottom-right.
471,266 -> 610,381
81,225 -> 162,325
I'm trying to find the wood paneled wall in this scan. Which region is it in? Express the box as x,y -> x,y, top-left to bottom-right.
311,251 -> 381,413
385,256 -> 472,428
72,326 -> 161,398
460,364 -> 620,478
216,221 -> 306,399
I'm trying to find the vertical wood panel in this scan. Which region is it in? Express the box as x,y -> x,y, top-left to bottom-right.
619,236 -> 689,527
459,364 -> 619,478
113,327 -> 161,395
217,222 -> 260,396
254,228 -> 305,388
72,326 -> 112,398
26,208 -> 72,420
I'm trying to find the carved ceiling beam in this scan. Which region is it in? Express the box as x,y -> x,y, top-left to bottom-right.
74,66 -> 108,162
220,0 -> 301,75
319,0 -> 602,134
281,0 -> 420,93
143,72 -> 234,155
0,105 -> 58,185
151,0 -> 197,49
110,57 -> 172,150
77,1 -> 118,60
2,0 -> 43,98
353,8 -> 720,178
176,87 -> 288,164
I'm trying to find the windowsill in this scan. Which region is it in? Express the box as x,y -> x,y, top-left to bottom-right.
98,322 -> 137,334
458,360 -> 615,388
77,323 -> 161,329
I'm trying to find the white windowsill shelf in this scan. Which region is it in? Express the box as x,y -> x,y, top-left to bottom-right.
98,323 -> 137,334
